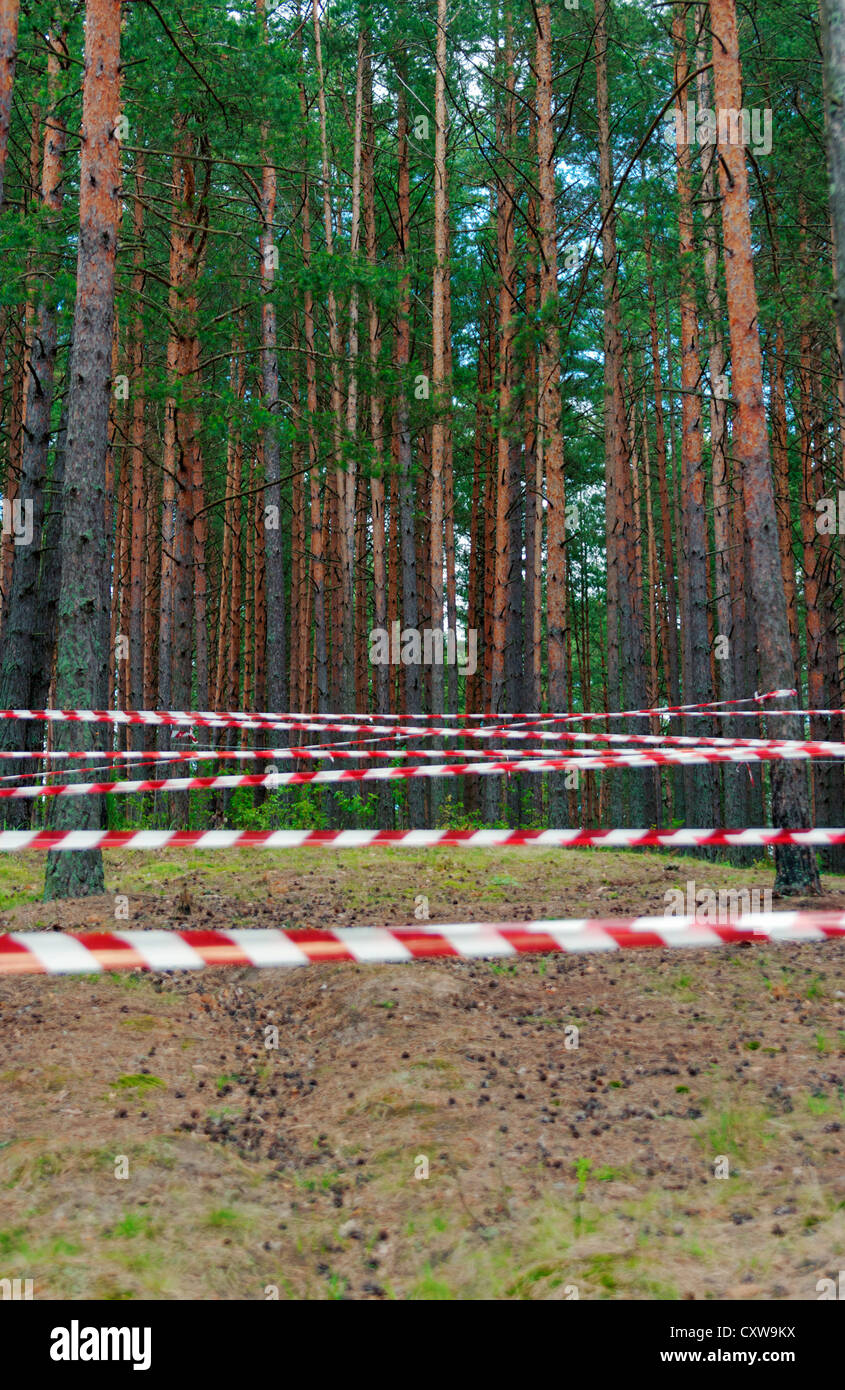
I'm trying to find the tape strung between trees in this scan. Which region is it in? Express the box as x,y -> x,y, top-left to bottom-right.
1,913 -> 844,974
1,825 -> 845,852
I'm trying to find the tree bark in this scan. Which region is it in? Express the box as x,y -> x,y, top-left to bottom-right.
537,2 -> 569,825
821,0 -> 845,359
0,0 -> 19,211
257,0 -> 286,715
674,6 -> 719,831
0,24 -> 68,824
312,0 -> 353,711
44,0 -> 121,899
394,78 -> 424,825
710,0 -> 820,893
596,0 -> 655,828
429,0 -> 450,817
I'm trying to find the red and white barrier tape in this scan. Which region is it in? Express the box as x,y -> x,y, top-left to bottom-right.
0,745 -> 520,781
0,689 -> 800,733
283,690 -> 796,724
0,825 -> 842,852
0,744 -> 549,766
4,740 -> 845,801
1,911 -> 843,975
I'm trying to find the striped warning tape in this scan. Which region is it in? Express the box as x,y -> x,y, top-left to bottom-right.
1,912 -> 843,974
0,744 -> 520,777
277,690 -> 796,724
0,826 -> 842,852
0,689 -> 801,733
4,729 -> 838,755
3,739 -> 845,800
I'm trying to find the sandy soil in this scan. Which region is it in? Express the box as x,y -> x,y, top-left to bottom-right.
0,845 -> 843,1300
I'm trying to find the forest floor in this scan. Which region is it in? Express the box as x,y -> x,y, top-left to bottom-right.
0,845 -> 843,1300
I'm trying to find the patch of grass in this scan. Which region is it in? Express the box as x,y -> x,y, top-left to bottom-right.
409,1266 -> 455,1300
206,1207 -> 242,1229
359,1095 -> 436,1120
116,1248 -> 165,1276
33,1153 -> 62,1178
38,1067 -> 70,1093
582,1254 -> 619,1291
506,1262 -> 565,1297
701,1107 -> 773,1162
575,1156 -> 592,1193
93,1281 -> 136,1301
0,1226 -> 28,1255
114,1074 -> 166,1093
104,1211 -> 158,1240
807,1094 -> 831,1116
642,1279 -> 680,1299
109,972 -> 144,991
49,1238 -> 81,1257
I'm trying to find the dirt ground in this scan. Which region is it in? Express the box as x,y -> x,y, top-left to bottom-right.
0,845 -> 843,1300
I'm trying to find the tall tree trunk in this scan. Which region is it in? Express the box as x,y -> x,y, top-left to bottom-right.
0,23 -> 68,824
466,290 -> 490,729
158,115 -> 207,822
523,212 -> 542,720
0,0 -> 19,211
258,0 -> 286,714
537,1 -> 569,825
596,0 -> 655,828
298,78 -> 328,713
697,42 -> 744,838
523,160 -> 542,819
33,394 -> 66,713
363,38 -> 392,825
312,0 -> 353,711
821,0 -> 845,359
770,318 -> 800,677
710,0 -> 819,893
674,6 -> 718,830
1,308 -> 24,629
289,321 -> 307,713
491,27 -> 516,726
44,0 -> 121,899
395,79 -> 424,824
429,0 -> 450,818
128,158 -> 146,750
644,223 -> 684,819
